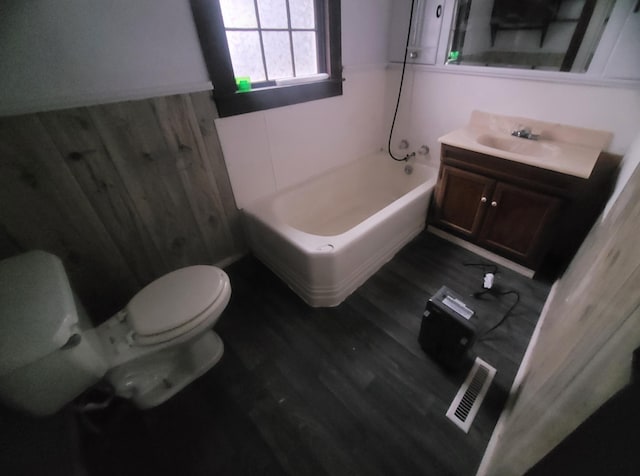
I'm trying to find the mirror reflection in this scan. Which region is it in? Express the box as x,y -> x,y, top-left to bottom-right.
447,0 -> 616,72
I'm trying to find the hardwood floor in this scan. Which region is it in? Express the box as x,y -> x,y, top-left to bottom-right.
5,231 -> 551,476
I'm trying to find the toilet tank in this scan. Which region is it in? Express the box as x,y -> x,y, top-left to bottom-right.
0,251 -> 108,416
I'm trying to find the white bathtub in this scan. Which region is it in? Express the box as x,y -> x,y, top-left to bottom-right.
243,152 -> 438,307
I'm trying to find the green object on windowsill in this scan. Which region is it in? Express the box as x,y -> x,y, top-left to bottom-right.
235,77 -> 251,92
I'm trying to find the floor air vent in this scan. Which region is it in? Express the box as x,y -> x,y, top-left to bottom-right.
446,357 -> 496,433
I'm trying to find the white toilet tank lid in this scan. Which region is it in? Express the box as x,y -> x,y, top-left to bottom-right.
126,265 -> 227,337
0,251 -> 78,376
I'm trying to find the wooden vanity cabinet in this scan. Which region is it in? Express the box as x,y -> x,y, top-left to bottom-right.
432,144 -> 619,273
476,181 -> 561,265
435,166 -> 495,238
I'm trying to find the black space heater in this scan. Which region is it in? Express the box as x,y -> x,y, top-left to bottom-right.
419,286 -> 477,369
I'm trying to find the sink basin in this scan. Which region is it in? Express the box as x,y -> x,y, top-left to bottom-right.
476,134 -> 559,158
438,112 -> 612,179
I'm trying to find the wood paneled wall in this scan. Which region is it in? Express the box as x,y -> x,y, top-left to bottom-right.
478,148 -> 640,474
0,92 -> 245,320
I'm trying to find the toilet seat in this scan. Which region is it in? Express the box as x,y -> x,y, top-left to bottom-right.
126,265 -> 230,346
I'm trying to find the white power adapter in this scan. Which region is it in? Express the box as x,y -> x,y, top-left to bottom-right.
483,272 -> 494,289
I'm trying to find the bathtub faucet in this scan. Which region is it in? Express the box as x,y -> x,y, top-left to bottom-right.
403,151 -> 415,174
403,151 -> 416,161
511,125 -> 539,140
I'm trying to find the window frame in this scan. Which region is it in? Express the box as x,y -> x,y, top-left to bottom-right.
190,0 -> 343,117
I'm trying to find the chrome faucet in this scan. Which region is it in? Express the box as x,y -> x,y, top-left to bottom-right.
511,125 -> 539,140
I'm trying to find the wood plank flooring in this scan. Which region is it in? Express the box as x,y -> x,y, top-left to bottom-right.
65,232 -> 549,475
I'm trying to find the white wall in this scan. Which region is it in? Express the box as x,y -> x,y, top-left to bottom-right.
216,68 -> 388,208
603,132 -> 640,219
341,0 -> 392,67
600,2 -> 640,80
4,0 -> 637,209
386,68 -> 640,163
0,0 -> 210,116
219,0 -> 640,209
216,0 -> 394,208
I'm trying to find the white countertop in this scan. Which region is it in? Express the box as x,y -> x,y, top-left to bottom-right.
438,111 -> 613,179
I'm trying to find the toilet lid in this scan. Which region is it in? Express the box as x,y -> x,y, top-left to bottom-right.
126,265 -> 227,337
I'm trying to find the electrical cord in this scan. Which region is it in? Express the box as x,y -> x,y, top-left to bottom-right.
465,262 -> 520,339
474,289 -> 520,341
464,262 -> 498,289
387,0 -> 416,162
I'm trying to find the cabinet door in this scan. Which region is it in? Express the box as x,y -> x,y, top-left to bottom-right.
479,182 -> 562,266
434,166 -> 495,238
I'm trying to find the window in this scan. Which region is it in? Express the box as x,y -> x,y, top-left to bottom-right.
190,0 -> 342,117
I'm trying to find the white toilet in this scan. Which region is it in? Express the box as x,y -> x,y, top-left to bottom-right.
0,250 -> 231,415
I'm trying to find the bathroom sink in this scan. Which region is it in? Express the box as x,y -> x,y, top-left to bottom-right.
438,111 -> 613,178
475,133 -> 559,158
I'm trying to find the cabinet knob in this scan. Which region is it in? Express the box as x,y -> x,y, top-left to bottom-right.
480,196 -> 487,203
491,201 -> 498,207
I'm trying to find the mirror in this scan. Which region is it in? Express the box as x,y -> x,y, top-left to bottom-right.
446,0 -> 616,72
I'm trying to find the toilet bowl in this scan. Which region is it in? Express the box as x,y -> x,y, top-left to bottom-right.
0,250 -> 231,416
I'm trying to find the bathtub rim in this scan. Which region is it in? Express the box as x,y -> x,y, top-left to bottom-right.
242,152 -> 439,307
243,156 -> 438,255
245,182 -> 434,252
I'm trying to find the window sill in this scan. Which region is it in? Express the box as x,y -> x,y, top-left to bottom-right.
215,78 -> 343,117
